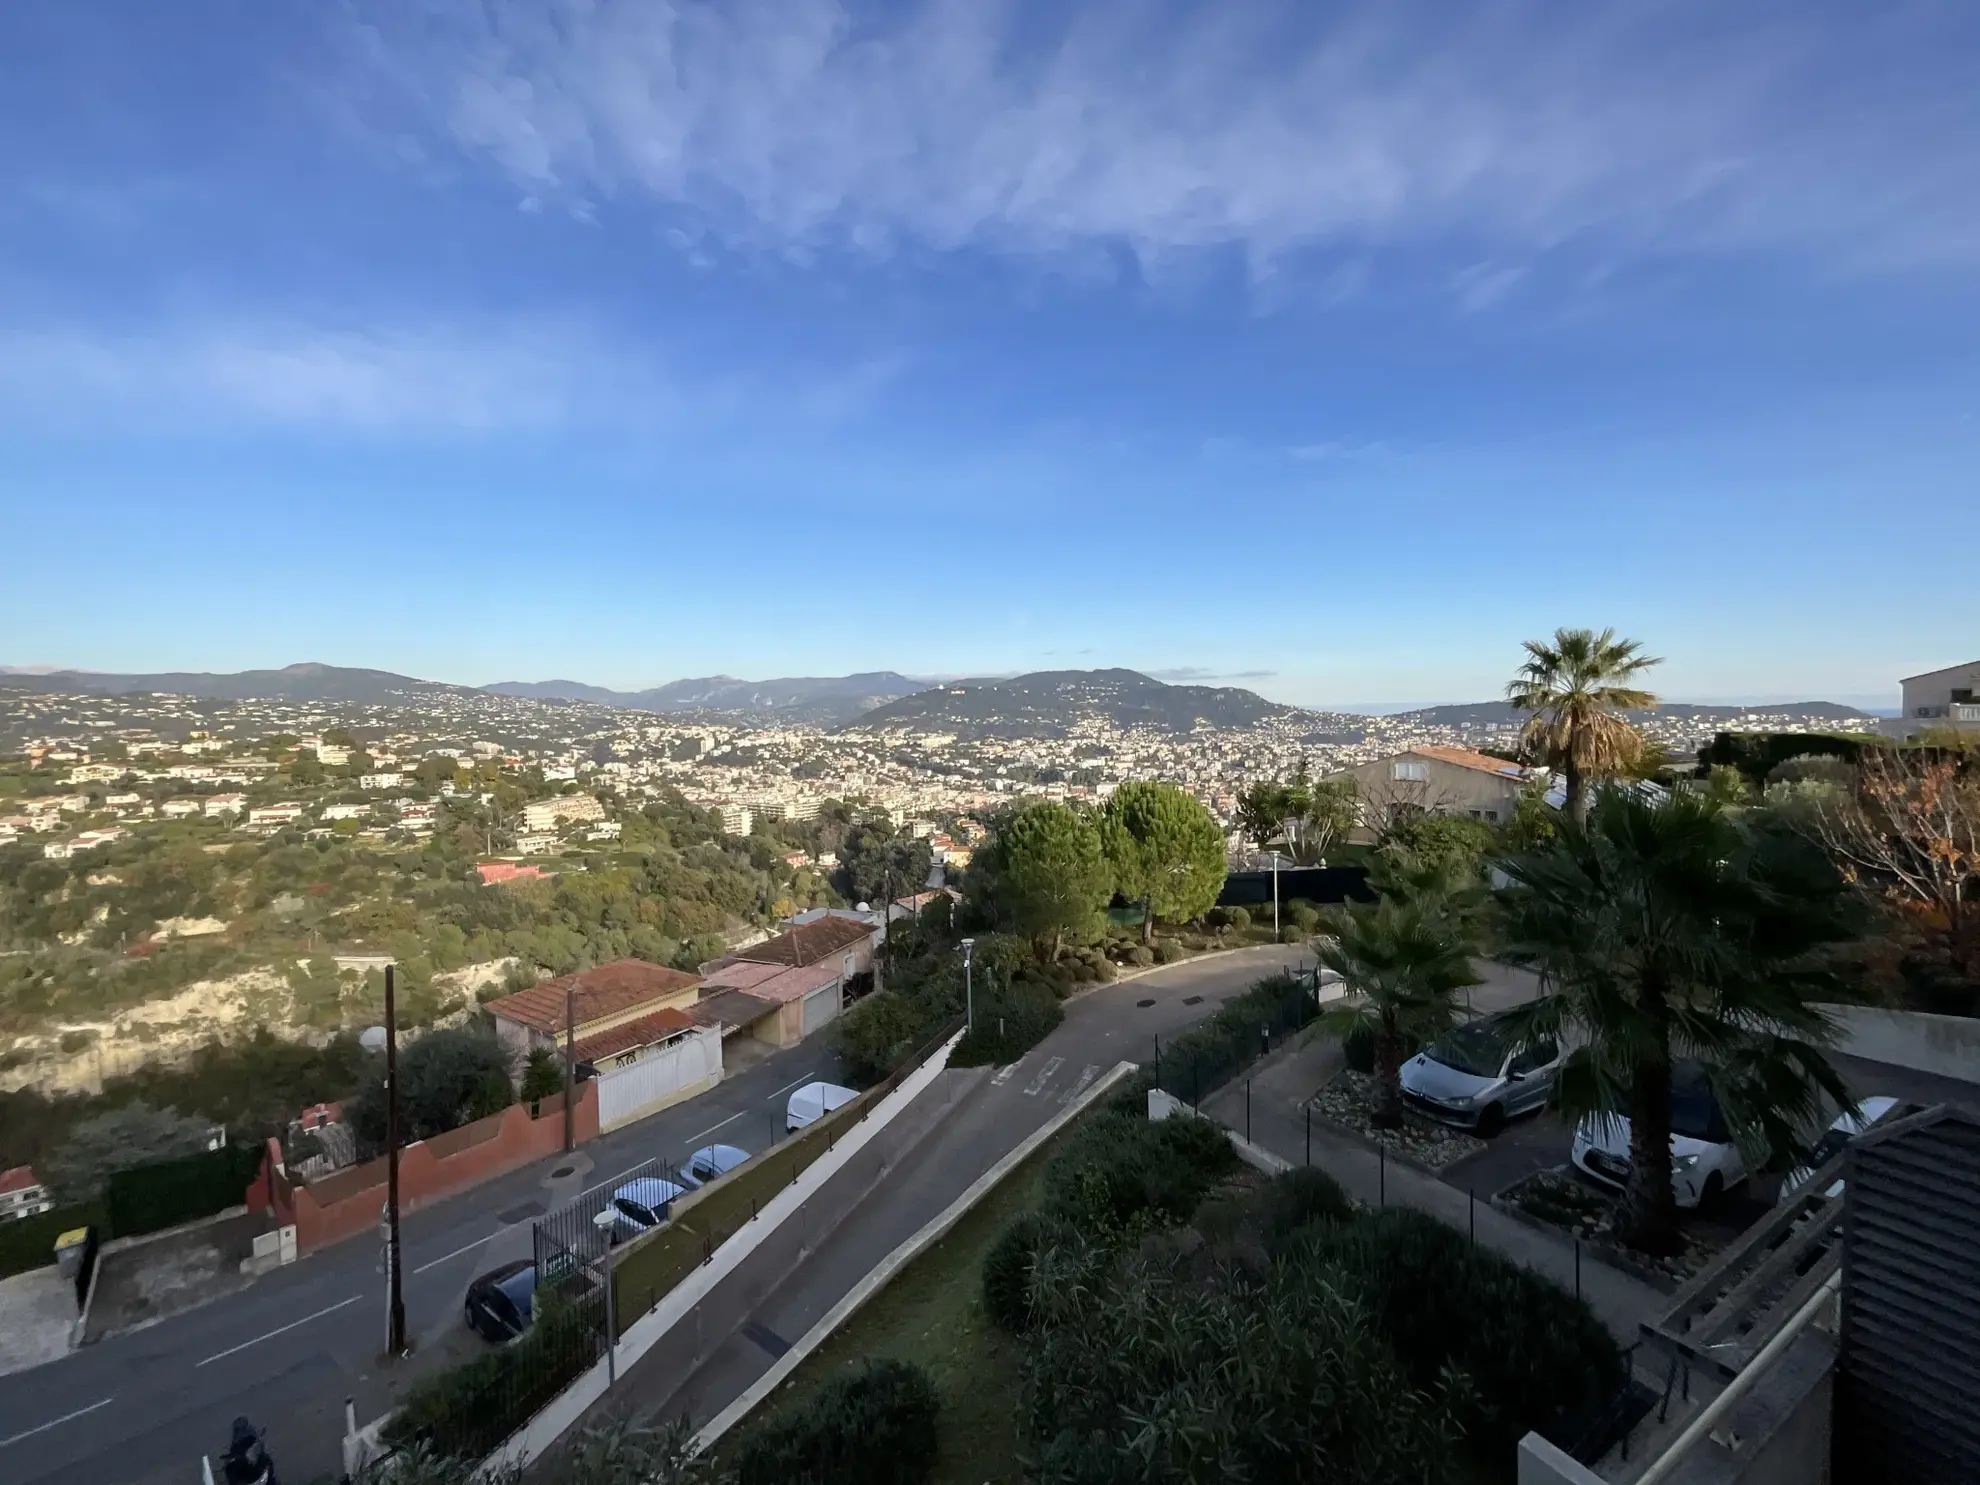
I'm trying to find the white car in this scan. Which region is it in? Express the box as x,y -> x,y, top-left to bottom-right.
785,1081 -> 857,1133
1778,1096 -> 1900,1203
1570,1066 -> 1746,1211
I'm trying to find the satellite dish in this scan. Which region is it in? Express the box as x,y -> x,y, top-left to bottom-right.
855,901 -> 872,913
360,1026 -> 388,1053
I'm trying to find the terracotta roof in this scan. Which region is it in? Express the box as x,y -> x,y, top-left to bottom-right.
683,987 -> 780,1034
701,957 -> 847,1006
0,1165 -> 43,1196
736,915 -> 874,967
489,959 -> 702,1034
573,1006 -> 697,1063
1409,745 -> 1530,780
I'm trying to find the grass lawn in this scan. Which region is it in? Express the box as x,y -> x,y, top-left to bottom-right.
721,1109 -> 1094,1484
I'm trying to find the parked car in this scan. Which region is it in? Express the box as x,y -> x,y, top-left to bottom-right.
1399,1013 -> 1561,1134
464,1259 -> 536,1343
786,1081 -> 857,1133
607,1176 -> 686,1241
1571,1063 -> 1747,1211
678,1143 -> 751,1188
1779,1096 -> 1900,1203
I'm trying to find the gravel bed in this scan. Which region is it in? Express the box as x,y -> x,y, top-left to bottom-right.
1498,1166 -> 1728,1286
1310,1070 -> 1488,1173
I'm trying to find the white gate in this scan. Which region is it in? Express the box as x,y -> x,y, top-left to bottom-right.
594,1026 -> 722,1131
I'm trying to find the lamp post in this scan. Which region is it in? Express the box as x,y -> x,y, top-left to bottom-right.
1267,851 -> 1289,938
960,937 -> 975,1033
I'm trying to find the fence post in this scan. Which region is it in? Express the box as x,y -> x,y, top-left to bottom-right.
1379,1146 -> 1386,1207
1304,1105 -> 1311,1166
1469,1187 -> 1475,1247
1575,1239 -> 1582,1302
1245,1079 -> 1252,1144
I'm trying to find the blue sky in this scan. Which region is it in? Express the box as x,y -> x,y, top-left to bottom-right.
2,0 -> 1977,710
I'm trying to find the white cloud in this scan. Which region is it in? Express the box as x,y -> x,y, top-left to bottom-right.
329,0 -> 1980,280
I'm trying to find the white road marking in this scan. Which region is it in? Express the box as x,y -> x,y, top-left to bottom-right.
0,1397 -> 114,1450
990,1063 -> 1017,1086
1023,1057 -> 1064,1098
1058,1064 -> 1099,1105
684,1109 -> 749,1146
765,1073 -> 819,1103
195,1294 -> 363,1367
413,1234 -> 492,1275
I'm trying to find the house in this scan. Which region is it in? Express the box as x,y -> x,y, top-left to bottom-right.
0,1166 -> 53,1222
161,798 -> 204,819
486,959 -> 704,1062
249,802 -> 306,826
713,803 -> 753,836
520,795 -> 605,833
321,803 -> 369,821
1322,745 -> 1534,841
205,793 -> 246,816
515,832 -> 560,855
1883,659 -> 1980,740
360,772 -> 404,791
698,915 -> 881,1048
477,862 -> 548,886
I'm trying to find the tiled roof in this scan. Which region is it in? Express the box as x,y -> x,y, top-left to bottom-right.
735,915 -> 874,967
573,1006 -> 697,1063
683,987 -> 780,1034
489,959 -> 702,1034
0,1165 -> 42,1196
1409,745 -> 1530,780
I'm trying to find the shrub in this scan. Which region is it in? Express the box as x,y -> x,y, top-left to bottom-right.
1294,1209 -> 1626,1477
1129,945 -> 1155,968
982,1211 -> 1076,1334
1154,972 -> 1316,1104
950,979 -> 1064,1069
1287,899 -> 1322,932
1153,940 -> 1184,965
1090,956 -> 1117,983
1226,907 -> 1251,932
1069,958 -> 1096,983
1042,1110 -> 1238,1242
833,990 -> 938,1084
732,1359 -> 939,1485
1256,1167 -> 1356,1256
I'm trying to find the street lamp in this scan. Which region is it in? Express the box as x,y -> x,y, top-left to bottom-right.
1267,851 -> 1290,938
960,937 -> 975,1033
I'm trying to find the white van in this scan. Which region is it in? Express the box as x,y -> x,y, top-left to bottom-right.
786,1081 -> 857,1133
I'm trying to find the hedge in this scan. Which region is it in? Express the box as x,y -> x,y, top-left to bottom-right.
1040,1109 -> 1237,1242
982,1210 -> 1079,1335
1152,971 -> 1318,1105
731,1358 -> 939,1485
105,1143 -> 264,1240
0,1202 -> 104,1280
950,979 -> 1064,1069
1294,1209 -> 1626,1476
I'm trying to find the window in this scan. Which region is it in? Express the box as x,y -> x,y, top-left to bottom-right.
1510,1039 -> 1558,1076
1392,759 -> 1429,782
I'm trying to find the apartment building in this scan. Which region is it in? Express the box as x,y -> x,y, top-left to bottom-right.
1885,659 -> 1980,740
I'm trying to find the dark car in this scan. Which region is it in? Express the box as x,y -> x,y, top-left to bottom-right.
464,1259 -> 536,1343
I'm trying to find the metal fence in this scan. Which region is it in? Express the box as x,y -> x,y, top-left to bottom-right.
532,1155 -> 686,1284
1152,969 -> 1323,1108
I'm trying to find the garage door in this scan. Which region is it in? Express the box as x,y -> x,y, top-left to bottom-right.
802,981 -> 842,1037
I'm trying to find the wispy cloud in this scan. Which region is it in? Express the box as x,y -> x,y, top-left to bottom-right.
0,318 -> 904,437
1150,666 -> 1277,682
328,0 -> 1980,282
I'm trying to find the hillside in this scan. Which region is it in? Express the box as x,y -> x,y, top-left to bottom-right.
845,668 -> 1298,737
1394,699 -> 1875,728
482,672 -> 924,723
0,662 -> 466,704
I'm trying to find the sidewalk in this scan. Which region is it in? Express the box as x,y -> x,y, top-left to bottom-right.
1199,1038 -> 1665,1344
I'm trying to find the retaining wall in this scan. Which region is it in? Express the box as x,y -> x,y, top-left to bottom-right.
1820,1004 -> 1980,1084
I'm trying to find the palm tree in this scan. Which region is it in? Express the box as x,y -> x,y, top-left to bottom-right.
1497,789 -> 1862,1255
1506,627 -> 1662,824
1316,889 -> 1480,1128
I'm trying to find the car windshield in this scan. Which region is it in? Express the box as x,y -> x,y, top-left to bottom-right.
1425,1023 -> 1505,1079
1670,1067 -> 1731,1143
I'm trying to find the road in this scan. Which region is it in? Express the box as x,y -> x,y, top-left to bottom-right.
0,1037 -> 847,1485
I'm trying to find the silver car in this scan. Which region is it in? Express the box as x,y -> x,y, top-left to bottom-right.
1400,1015 -> 1560,1135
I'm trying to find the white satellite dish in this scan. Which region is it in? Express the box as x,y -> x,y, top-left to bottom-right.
360,1026 -> 388,1053
855,901 -> 871,913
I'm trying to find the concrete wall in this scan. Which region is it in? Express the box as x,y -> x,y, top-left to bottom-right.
258,1082 -> 600,1253
1516,1435 -> 1606,1485
1658,1331 -> 1835,1485
594,1027 -> 722,1132
1820,1003 -> 1980,1083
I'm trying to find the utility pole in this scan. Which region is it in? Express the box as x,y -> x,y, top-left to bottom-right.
383,964 -> 407,1357
563,979 -> 576,1154
961,937 -> 975,1034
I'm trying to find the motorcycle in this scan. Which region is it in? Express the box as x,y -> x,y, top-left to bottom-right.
220,1416 -> 278,1485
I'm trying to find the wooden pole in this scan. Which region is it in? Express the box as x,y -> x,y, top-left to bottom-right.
383,964 -> 406,1356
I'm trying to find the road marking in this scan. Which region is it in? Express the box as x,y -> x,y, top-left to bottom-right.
1059,1064 -> 1099,1105
765,1073 -> 819,1103
684,1109 -> 749,1146
1023,1057 -> 1063,1098
413,1234 -> 492,1275
990,1063 -> 1017,1086
0,1397 -> 114,1450
195,1294 -> 363,1367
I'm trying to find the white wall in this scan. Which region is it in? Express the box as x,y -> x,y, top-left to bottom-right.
595,1026 -> 722,1131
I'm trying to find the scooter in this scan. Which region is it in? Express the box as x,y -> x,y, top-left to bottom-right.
219,1416 -> 278,1485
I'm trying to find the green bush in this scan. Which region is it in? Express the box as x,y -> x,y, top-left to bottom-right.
1226,906 -> 1251,932
1153,940 -> 1184,965
1154,972 -> 1316,1104
1295,1209 -> 1625,1477
950,980 -> 1064,1069
982,1211 -> 1075,1334
0,1203 -> 103,1280
732,1358 -> 939,1485
106,1142 -> 264,1239
1256,1167 -> 1355,1256
1287,899 -> 1322,932
1090,956 -> 1117,983
1128,945 -> 1154,967
1042,1110 -> 1238,1242
833,990 -> 939,1083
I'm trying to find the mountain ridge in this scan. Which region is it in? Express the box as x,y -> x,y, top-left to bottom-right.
843,667 -> 1298,737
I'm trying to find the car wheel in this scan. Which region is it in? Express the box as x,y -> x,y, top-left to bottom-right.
1698,1172 -> 1724,1214
1475,1103 -> 1506,1138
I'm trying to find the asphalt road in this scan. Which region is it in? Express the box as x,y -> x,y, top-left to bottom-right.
0,1036 -> 846,1485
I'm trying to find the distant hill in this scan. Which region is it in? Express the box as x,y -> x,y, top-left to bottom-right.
482,672 -> 925,724
1391,700 -> 1875,728
846,668 -> 1298,737
0,662 -> 467,704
